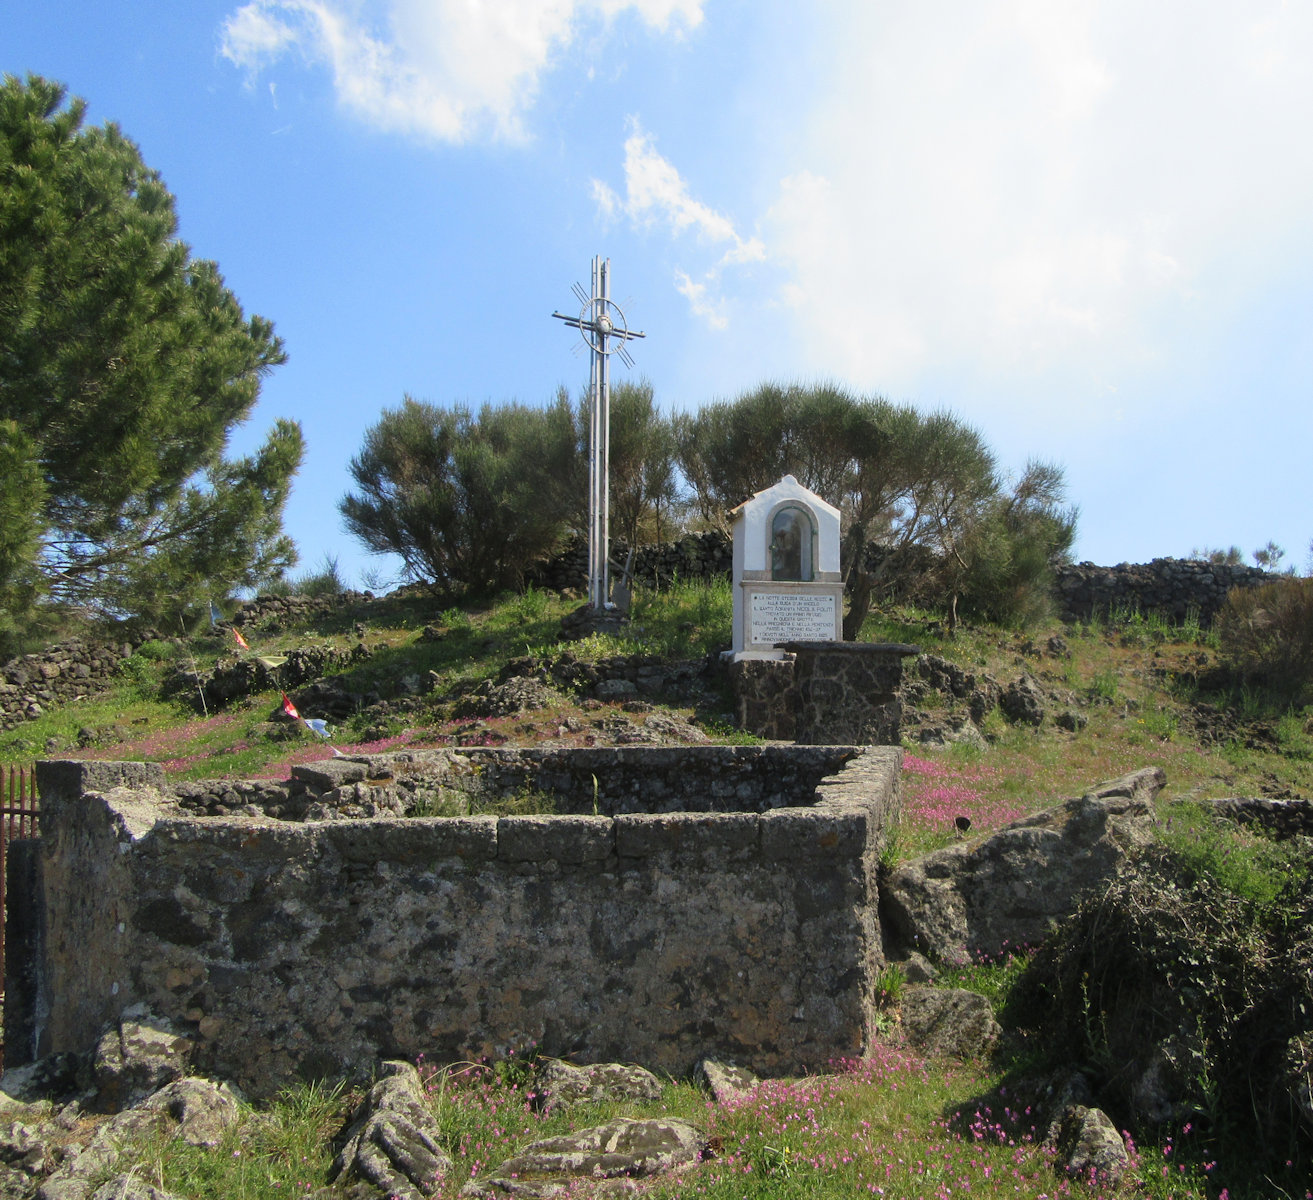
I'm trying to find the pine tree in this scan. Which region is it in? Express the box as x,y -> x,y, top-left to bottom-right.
0,75 -> 302,632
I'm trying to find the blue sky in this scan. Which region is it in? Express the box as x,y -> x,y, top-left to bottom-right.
7,0 -> 1312,588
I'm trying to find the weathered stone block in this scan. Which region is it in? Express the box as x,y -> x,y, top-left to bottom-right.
36,760 -> 165,802
497,815 -> 613,863
614,812 -> 758,860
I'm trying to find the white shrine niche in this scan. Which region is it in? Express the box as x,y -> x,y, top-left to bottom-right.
729,475 -> 844,659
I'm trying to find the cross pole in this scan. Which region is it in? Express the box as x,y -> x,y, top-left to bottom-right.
552,256 -> 646,610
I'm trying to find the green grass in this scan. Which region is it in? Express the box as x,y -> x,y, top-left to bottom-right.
126,1080 -> 349,1199
1154,798 -> 1308,907
102,1037 -> 1308,1200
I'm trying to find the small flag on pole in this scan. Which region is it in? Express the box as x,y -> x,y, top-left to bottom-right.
281,693 -> 301,720
233,627 -> 250,651
305,718 -> 331,739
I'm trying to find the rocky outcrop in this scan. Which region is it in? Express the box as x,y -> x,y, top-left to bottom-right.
904,654 -> 1090,739
882,767 -> 1164,963
998,675 -> 1047,727
898,987 -> 1000,1060
165,642 -> 370,712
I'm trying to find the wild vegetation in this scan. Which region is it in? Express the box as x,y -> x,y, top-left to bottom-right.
340,381 -> 1077,639
2,579 -> 1311,1197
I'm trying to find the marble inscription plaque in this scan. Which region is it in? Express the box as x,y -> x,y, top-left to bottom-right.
749,592 -> 837,646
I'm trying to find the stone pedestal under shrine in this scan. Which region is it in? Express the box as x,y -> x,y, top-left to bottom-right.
729,641 -> 920,745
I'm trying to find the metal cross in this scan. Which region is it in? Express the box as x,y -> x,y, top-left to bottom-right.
553,256 -> 646,610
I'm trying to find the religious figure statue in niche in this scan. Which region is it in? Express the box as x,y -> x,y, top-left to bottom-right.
770,506 -> 813,581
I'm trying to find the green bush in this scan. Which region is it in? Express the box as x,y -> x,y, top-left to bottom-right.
1008,845 -> 1313,1172
1215,577 -> 1313,702
290,553 -> 345,598
134,639 -> 177,662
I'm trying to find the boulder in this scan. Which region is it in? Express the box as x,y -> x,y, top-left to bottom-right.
462,1117 -> 707,1199
1047,1105 -> 1129,1187
882,768 -> 1164,963
0,1056 -> 84,1107
532,1062 -> 662,1112
593,679 -> 639,702
1055,710 -> 1088,733
999,675 -> 1046,726
892,952 -> 937,984
92,1011 -> 193,1113
1126,1028 -> 1210,1127
141,1079 -> 241,1149
909,717 -> 988,751
899,987 -> 1000,1060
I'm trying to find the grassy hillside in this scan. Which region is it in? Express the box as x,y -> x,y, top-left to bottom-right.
2,580 -> 1311,1198
4,581 -> 1309,835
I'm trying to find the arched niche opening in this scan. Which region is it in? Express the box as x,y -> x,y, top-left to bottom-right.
770,504 -> 816,582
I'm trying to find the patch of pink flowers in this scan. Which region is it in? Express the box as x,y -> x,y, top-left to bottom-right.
902,752 -> 1028,836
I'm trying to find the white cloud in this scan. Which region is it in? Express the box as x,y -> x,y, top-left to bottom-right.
221,2 -> 298,67
675,271 -> 727,330
754,0 -> 1313,414
219,0 -> 702,143
594,121 -> 764,328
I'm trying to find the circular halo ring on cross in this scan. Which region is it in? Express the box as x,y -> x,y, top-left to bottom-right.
578,298 -> 630,353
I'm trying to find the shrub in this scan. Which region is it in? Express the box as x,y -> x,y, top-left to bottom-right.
290,553 -> 345,598
1215,576 -> 1313,702
1008,845 -> 1312,1171
340,395 -> 579,596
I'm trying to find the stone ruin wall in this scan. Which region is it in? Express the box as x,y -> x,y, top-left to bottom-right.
7,746 -> 901,1100
0,640 -> 137,731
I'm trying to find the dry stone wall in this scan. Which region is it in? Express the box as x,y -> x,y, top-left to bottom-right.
11,746 -> 902,1100
529,535 -> 1272,629
1052,559 -> 1270,625
528,532 -> 733,593
0,639 -> 136,730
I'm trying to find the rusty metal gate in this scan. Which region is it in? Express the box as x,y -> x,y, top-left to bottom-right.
1,765 -> 40,1071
